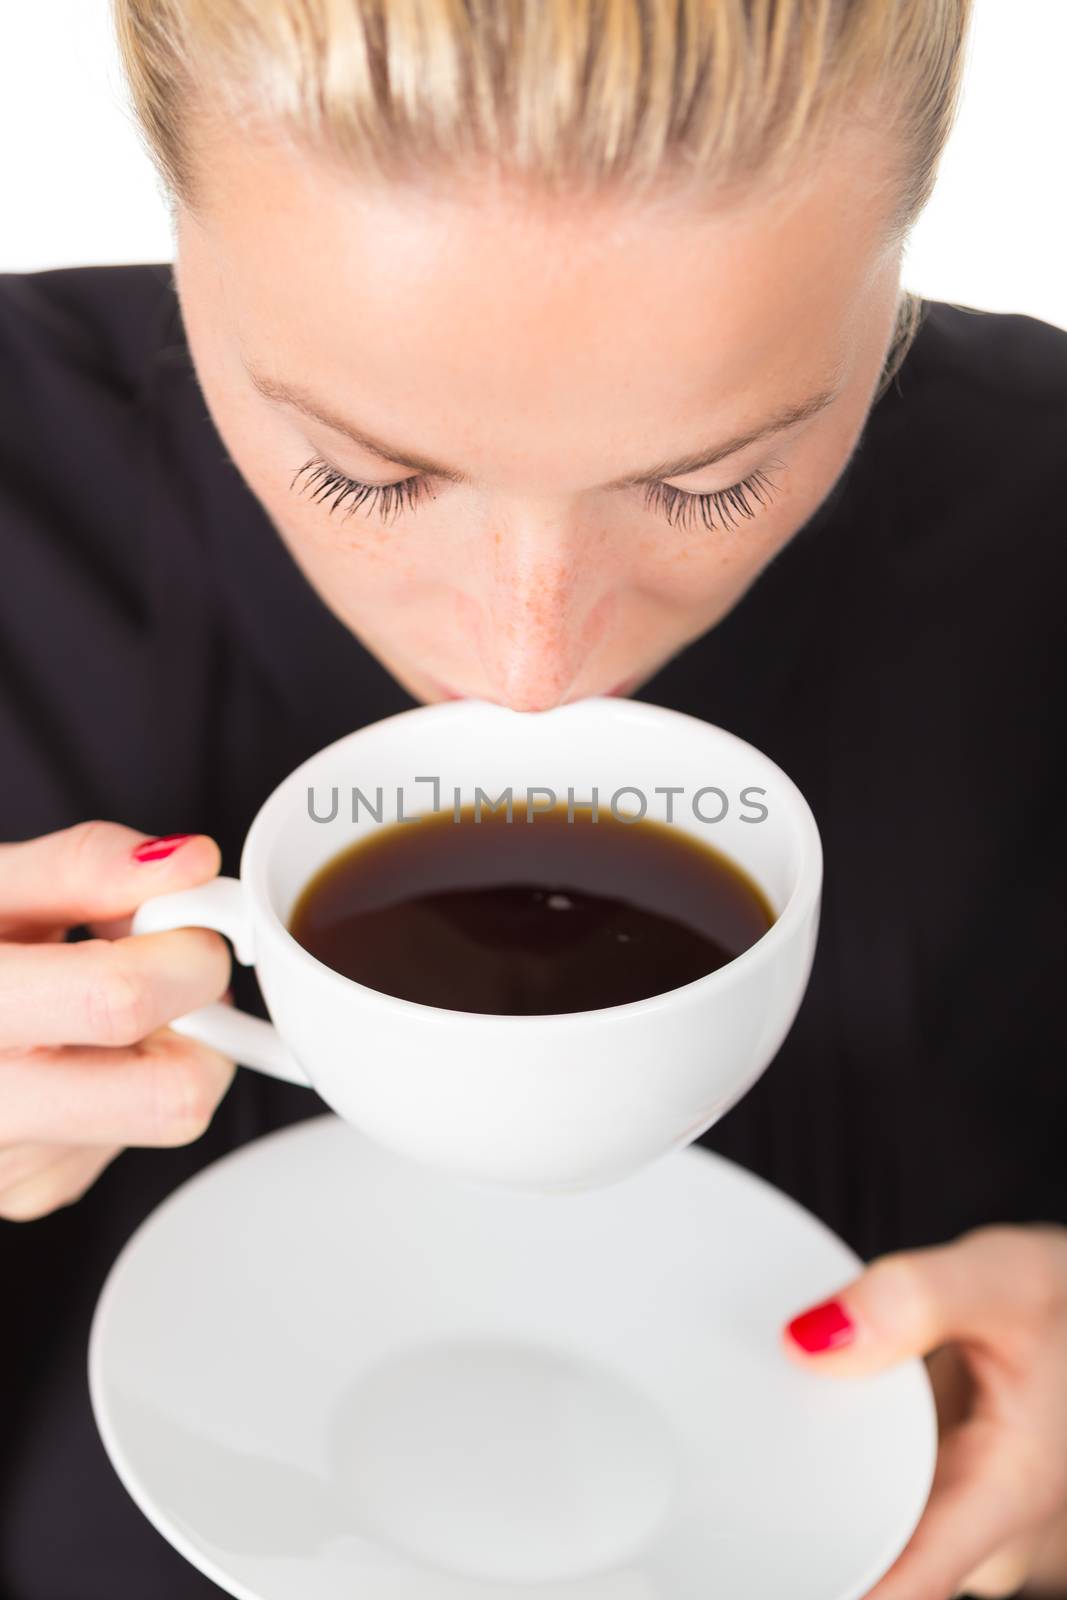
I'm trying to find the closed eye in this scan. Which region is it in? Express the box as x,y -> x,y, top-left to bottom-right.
642,465 -> 781,531
291,457 -> 430,522
292,455 -> 782,530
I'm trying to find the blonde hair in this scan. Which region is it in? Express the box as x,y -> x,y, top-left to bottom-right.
114,0 -> 972,385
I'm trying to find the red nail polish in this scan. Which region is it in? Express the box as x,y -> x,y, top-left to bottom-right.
786,1298 -> 855,1353
133,833 -> 194,862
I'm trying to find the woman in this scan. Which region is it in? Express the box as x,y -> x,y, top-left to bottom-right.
1,1 -> 1065,1594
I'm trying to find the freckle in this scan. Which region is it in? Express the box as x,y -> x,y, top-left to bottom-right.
665,542 -> 693,565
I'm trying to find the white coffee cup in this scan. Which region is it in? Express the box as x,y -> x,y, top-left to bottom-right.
131,696 -> 821,1193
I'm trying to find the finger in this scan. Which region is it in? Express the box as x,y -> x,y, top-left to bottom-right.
1024,1507 -> 1067,1593
960,1534 -> 1043,1598
925,1345 -> 976,1436
864,1418 -> 1047,1600
0,1027 -> 236,1147
84,914 -> 134,940
877,1349 -> 1041,1600
783,1226 -> 1067,1375
0,928 -> 230,1048
0,1144 -> 122,1223
0,821 -> 220,931
18,924 -> 69,946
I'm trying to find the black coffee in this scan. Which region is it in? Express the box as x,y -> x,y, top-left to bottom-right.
289,802 -> 774,1015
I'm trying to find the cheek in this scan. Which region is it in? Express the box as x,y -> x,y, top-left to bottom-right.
263,485 -> 470,643
268,501 -> 431,637
624,415 -> 866,614
627,490 -> 804,600
199,381 -> 421,583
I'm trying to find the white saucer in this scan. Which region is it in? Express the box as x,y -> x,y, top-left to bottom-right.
89,1116 -> 935,1600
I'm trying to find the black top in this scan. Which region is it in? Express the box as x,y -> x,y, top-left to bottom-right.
1,264 -> 1065,1597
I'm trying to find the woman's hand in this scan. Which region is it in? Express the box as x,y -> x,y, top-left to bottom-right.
783,1224 -> 1067,1598
0,821 -> 235,1221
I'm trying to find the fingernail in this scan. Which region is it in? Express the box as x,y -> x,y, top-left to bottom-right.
786,1298 -> 855,1353
132,833 -> 194,863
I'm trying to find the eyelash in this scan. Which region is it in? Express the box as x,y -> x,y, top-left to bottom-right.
291,457 -> 429,522
642,465 -> 781,531
291,457 -> 781,531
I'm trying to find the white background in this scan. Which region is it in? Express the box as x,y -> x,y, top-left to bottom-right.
1,0 -> 1065,329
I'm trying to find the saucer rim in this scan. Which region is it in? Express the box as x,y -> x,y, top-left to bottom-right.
88,1114 -> 937,1600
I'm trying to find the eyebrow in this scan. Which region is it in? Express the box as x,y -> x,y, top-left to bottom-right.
245,361 -> 841,487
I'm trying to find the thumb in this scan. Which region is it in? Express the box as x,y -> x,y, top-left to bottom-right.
780,1228 -> 1035,1376
0,821 -> 221,933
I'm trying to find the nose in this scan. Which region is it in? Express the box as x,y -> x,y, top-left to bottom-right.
474,526 -> 605,712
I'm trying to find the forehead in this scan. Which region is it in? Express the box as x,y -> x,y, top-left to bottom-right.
180,121 -> 899,483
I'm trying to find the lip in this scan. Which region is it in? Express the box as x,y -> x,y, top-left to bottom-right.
426,675 -> 641,705
424,676 -> 465,702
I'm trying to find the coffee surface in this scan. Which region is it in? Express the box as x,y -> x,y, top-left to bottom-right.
288,803 -> 774,1015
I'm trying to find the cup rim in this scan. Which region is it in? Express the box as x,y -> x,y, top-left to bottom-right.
240,696 -> 823,1029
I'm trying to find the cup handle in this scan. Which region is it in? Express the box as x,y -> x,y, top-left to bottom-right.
130,878 -> 311,1088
